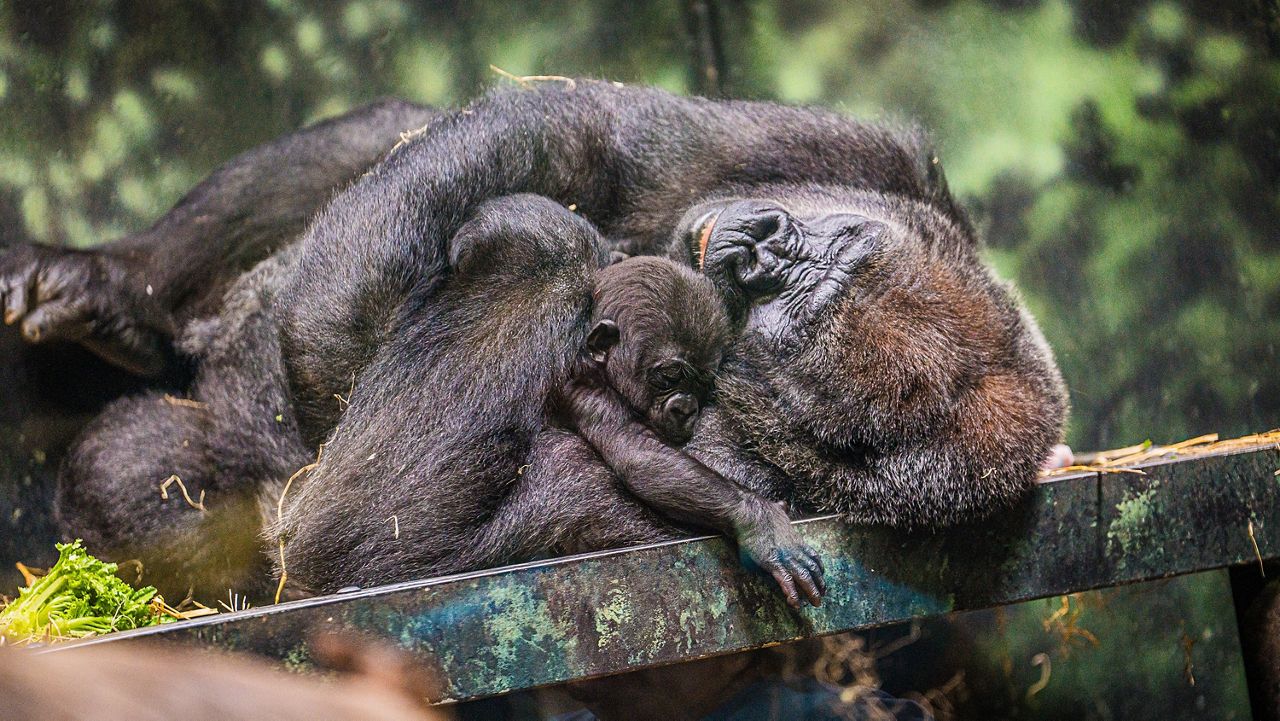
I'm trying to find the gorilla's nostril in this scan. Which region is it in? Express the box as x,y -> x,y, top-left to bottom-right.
742,212 -> 782,242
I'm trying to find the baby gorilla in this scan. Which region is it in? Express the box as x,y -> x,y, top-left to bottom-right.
555,257 -> 825,607
571,257 -> 724,446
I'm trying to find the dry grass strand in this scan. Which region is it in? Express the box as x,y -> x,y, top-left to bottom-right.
1042,429 -> 1280,479
162,394 -> 208,410
489,64 -> 576,90
273,443 -> 327,604
159,475 -> 206,512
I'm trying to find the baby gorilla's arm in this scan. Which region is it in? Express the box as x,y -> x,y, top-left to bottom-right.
561,376 -> 825,607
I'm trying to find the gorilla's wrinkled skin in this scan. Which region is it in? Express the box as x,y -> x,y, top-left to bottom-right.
0,81 -> 1068,601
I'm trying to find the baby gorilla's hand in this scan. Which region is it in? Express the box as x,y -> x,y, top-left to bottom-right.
735,500 -> 825,608
0,244 -> 171,376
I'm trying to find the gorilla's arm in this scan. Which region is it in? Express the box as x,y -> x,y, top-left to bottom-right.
560,375 -> 824,607
0,100 -> 435,376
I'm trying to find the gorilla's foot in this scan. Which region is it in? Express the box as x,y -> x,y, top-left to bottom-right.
0,244 -> 174,377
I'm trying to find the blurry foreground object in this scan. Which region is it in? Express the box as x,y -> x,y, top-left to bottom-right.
0,633 -> 448,721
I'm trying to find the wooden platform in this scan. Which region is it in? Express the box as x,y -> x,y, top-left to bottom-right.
43,442 -> 1280,704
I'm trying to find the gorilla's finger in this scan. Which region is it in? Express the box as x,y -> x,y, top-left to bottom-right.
21,301 -> 91,344
766,562 -> 801,608
804,545 -> 824,576
797,546 -> 824,581
796,549 -> 825,596
3,278 -> 28,325
793,564 -> 823,607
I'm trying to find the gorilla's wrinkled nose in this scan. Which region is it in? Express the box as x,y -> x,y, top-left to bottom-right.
681,197 -> 889,323
701,201 -> 796,295
734,207 -> 787,244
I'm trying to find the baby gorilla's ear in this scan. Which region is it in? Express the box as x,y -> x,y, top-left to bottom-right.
587,319 -> 620,363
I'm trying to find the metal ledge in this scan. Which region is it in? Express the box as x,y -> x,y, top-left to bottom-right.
51,444 -> 1280,702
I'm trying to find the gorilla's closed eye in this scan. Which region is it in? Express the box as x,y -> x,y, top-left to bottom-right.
647,361 -> 686,391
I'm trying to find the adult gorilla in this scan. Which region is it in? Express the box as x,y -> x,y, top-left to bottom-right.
0,81 -> 1067,599
275,81 -> 1064,594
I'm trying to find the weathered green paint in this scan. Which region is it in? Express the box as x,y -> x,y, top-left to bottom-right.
1107,483 -> 1161,570
48,445 -> 1280,702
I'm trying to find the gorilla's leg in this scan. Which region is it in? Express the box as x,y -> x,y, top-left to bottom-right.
56,251 -> 309,602
1,100 -> 436,378
273,195 -> 613,593
56,393 -> 273,601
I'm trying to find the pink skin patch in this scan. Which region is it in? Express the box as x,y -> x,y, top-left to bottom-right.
697,219 -> 715,270
1041,443 -> 1075,471
695,210 -> 724,270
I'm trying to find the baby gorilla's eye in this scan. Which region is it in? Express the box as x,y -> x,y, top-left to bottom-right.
647,361 -> 685,391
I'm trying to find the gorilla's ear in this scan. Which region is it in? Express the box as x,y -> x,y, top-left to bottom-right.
587,320 -> 620,362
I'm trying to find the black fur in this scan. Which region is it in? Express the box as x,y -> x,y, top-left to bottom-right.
4,100 -> 435,599
0,81 -> 1068,600
55,249 -> 309,600
271,200 -> 824,607
0,99 -> 435,378
271,194 -> 607,592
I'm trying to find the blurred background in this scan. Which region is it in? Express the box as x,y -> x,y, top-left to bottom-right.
1,1 -> 1276,718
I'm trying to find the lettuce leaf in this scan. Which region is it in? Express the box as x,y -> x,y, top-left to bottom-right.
0,540 -> 167,644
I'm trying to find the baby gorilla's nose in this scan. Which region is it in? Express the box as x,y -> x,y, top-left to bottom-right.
663,393 -> 700,435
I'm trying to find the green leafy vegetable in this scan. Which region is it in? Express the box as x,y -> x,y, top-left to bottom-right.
0,540 -> 168,644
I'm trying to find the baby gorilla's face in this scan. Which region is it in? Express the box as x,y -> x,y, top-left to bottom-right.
589,257 -> 732,445
629,353 -> 715,444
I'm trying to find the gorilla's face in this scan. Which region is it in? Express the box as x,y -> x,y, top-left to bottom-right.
590,257 -> 731,445
671,185 -> 1066,466
676,191 -> 889,350
617,350 -> 717,445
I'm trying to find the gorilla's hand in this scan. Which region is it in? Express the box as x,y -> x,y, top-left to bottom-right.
1,244 -> 109,342
0,244 -> 173,376
734,500 -> 825,608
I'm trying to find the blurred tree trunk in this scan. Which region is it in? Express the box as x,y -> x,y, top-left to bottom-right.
683,0 -> 726,96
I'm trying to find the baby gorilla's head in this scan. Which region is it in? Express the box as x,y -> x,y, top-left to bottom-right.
586,257 -> 731,444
